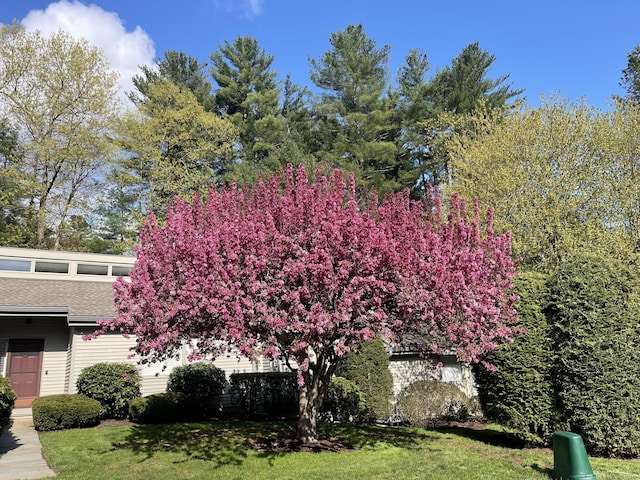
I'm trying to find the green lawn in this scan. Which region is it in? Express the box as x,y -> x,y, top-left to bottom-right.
38,421 -> 640,480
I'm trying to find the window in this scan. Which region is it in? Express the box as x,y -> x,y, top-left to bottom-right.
35,261 -> 69,274
111,265 -> 133,277
0,259 -> 31,272
441,356 -> 463,383
77,264 -> 109,276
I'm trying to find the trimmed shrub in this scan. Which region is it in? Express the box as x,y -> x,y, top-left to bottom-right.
335,337 -> 394,421
396,379 -> 470,427
548,252 -> 640,457
167,362 -> 226,417
76,362 -> 141,419
0,375 -> 17,434
32,394 -> 101,431
129,392 -> 199,424
319,376 -> 374,424
229,372 -> 298,419
473,271 -> 556,444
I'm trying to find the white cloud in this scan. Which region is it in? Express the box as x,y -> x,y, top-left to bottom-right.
213,0 -> 264,20
19,0 -> 156,104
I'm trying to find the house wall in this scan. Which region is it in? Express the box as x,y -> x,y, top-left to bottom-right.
0,317 -> 69,397
70,328 -> 268,397
389,353 -> 477,398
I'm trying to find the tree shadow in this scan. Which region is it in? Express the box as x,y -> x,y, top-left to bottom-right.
112,422 -> 258,467
432,424 -> 531,449
111,420 -> 444,468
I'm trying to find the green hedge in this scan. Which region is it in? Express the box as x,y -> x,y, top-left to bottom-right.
548,253 -> 640,457
167,362 -> 226,418
129,392 -> 199,424
335,337 -> 394,421
32,394 -> 101,431
76,362 -> 141,419
0,375 -> 17,434
474,271 -> 556,444
229,372 -> 298,419
319,376 -> 374,424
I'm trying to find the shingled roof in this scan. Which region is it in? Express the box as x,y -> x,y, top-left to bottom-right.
0,277 -> 117,318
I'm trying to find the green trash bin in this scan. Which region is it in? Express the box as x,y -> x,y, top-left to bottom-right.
552,431 -> 596,480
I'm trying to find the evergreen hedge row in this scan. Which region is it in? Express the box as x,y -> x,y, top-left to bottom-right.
548,253 -> 640,457
475,254 -> 640,457
473,271 -> 555,444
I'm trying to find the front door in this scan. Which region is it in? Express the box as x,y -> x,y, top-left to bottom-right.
7,339 -> 44,408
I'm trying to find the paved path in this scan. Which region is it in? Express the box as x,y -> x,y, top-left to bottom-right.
0,417 -> 55,480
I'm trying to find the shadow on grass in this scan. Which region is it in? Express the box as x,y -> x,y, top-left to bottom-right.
111,421 -> 443,468
433,425 -> 531,449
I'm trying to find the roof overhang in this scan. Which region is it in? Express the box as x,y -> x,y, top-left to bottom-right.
0,306 -> 68,316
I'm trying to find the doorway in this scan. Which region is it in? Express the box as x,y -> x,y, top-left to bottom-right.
7,339 -> 44,408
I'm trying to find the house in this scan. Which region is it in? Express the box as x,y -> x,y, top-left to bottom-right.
0,246 -> 475,409
0,247 -> 266,408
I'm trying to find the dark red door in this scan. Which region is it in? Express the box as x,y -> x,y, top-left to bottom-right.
8,339 -> 44,407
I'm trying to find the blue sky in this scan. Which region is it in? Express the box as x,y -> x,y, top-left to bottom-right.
3,0 -> 639,110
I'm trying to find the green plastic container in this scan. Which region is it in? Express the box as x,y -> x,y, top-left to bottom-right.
552,431 -> 596,480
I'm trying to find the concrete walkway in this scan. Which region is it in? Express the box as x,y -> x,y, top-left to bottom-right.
0,409 -> 55,480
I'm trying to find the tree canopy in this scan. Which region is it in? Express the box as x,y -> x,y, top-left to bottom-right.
89,164 -> 519,443
0,22 -> 120,249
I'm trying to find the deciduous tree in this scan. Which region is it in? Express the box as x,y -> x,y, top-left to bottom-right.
0,23 -> 120,249
90,165 -> 519,444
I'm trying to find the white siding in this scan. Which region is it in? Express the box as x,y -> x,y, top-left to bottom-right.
0,317 -> 69,397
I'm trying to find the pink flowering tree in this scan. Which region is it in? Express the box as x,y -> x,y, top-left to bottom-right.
90,165 -> 518,443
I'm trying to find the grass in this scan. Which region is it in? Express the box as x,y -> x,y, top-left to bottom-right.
38,421 -> 640,480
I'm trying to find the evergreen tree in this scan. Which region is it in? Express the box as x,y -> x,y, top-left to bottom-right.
130,50 -> 214,111
210,36 -> 282,168
621,44 -> 640,104
428,42 -> 523,114
335,337 -> 394,421
309,24 -> 401,195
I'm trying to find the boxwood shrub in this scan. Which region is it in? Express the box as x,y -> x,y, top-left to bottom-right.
76,362 -> 141,419
0,375 -> 17,434
32,394 -> 101,431
129,392 -> 199,424
167,362 -> 226,418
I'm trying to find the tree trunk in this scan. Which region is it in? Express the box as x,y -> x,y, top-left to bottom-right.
297,380 -> 320,444
295,349 -> 337,443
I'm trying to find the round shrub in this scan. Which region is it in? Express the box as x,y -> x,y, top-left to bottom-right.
319,376 -> 374,424
32,394 -> 101,431
129,392 -> 199,424
335,337 -> 394,421
396,379 -> 470,427
548,252 -> 640,457
0,375 -> 17,433
76,362 -> 141,419
167,362 -> 226,417
473,271 -> 556,445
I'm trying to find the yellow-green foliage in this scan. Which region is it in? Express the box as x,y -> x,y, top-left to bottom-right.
444,97 -> 640,270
